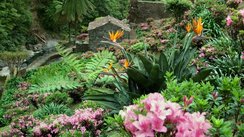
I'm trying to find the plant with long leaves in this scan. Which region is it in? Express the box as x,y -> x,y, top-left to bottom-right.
127,33 -> 211,95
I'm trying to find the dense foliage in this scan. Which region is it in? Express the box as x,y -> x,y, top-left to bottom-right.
0,0 -> 32,51
1,0 -> 244,136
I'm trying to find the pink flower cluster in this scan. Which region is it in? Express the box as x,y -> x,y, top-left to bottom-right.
226,9 -> 244,26
1,116 -> 38,137
242,52 -> 244,60
120,93 -> 211,137
226,15 -> 233,26
1,108 -> 104,137
34,108 -> 103,137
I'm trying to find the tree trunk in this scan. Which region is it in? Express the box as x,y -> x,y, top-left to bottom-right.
74,16 -> 78,46
68,22 -> 71,43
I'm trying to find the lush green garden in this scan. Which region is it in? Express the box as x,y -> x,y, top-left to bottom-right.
0,0 -> 244,136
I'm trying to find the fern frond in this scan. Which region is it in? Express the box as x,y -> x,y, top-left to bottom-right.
56,44 -> 85,75
28,75 -> 81,93
84,50 -> 116,85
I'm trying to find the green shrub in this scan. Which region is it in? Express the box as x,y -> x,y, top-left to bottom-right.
164,0 -> 192,20
128,42 -> 149,53
60,131 -> 84,137
209,52 -> 244,84
0,0 -> 32,51
33,103 -> 73,119
0,77 -> 23,105
45,91 -> 73,105
163,72 -> 214,102
0,108 -> 10,127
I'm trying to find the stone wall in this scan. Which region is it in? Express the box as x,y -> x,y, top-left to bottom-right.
128,0 -> 170,23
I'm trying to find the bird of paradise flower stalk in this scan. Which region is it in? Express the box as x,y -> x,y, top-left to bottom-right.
103,61 -> 113,72
109,30 -> 124,42
123,59 -> 130,69
185,23 -> 191,33
192,17 -> 203,36
101,30 -> 129,60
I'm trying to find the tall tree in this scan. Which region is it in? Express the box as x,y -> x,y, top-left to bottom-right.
61,0 -> 94,43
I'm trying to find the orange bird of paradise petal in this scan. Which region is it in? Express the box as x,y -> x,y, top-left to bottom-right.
185,23 -> 191,33
109,30 -> 124,42
192,17 -> 203,36
103,62 -> 113,72
123,59 -> 130,69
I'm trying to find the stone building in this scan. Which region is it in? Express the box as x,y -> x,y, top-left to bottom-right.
88,16 -> 131,51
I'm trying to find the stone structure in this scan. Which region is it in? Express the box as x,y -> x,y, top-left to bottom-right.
88,16 -> 131,51
128,0 -> 170,23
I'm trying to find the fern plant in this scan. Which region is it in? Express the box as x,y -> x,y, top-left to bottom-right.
57,44 -> 116,86
29,75 -> 80,93
56,44 -> 85,75
27,62 -> 81,93
84,50 -> 116,86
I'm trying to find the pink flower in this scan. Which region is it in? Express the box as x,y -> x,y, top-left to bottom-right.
120,93 -> 211,137
240,9 -> 244,17
147,112 -> 167,133
80,126 -> 86,133
133,115 -> 154,137
226,15 -> 233,26
241,52 -> 244,60
176,112 -> 211,137
142,93 -> 165,111
166,101 -> 184,123
199,53 -> 205,58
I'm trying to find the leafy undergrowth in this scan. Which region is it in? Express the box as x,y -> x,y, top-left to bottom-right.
1,0 -> 244,136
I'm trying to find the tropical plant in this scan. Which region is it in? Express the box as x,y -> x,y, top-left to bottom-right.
83,77 -> 131,114
127,34 -> 211,95
37,0 -> 64,31
61,0 -> 94,42
33,103 -> 73,119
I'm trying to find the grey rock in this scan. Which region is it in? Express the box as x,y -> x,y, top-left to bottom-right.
88,16 -> 131,51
